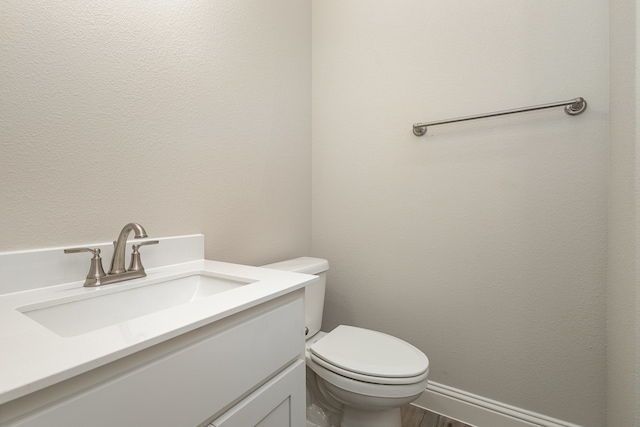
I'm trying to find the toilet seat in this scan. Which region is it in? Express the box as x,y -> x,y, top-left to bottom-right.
309,325 -> 429,385
307,353 -> 428,400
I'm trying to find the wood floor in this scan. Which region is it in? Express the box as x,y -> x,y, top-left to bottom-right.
401,404 -> 473,427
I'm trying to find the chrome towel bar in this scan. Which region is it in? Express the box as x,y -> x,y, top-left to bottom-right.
412,97 -> 587,136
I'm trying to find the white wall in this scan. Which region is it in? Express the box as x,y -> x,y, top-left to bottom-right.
608,0 -> 640,424
0,0 -> 311,266
2,2 -> 634,426
312,2 -> 608,426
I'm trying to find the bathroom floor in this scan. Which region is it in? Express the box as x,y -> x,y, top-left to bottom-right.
401,405 -> 474,427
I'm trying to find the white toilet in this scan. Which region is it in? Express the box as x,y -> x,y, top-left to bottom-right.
262,257 -> 429,427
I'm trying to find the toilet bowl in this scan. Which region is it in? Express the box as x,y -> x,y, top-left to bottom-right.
262,258 -> 430,427
307,327 -> 428,427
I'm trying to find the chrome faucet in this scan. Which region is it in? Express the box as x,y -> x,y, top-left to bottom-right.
64,223 -> 158,287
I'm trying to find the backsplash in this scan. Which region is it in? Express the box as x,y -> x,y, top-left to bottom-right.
0,234 -> 204,295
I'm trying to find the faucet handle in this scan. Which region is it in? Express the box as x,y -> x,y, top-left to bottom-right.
135,240 -> 159,247
128,240 -> 159,273
64,247 -> 100,255
64,247 -> 107,287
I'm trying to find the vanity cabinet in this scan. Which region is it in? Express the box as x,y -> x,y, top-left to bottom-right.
0,291 -> 305,427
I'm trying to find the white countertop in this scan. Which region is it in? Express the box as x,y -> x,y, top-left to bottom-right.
0,244 -> 315,405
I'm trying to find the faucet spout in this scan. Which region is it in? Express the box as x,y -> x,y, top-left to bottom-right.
109,222 -> 148,274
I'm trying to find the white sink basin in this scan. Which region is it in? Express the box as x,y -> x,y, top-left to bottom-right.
18,273 -> 256,337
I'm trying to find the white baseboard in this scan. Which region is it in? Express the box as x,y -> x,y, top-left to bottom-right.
413,381 -> 584,427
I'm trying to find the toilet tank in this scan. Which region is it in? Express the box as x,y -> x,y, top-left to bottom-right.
261,257 -> 329,339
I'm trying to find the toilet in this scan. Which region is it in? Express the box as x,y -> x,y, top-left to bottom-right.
262,257 -> 429,427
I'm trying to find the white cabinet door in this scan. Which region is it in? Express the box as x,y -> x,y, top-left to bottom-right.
211,359 -> 305,427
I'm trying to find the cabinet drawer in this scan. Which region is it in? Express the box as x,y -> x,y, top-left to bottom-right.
210,359 -> 305,427
8,296 -> 304,427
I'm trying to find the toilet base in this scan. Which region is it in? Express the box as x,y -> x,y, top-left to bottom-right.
341,406 -> 401,427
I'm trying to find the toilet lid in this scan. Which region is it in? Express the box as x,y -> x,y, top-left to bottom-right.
309,325 -> 429,380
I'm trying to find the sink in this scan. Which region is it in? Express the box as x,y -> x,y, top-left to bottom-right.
18,272 -> 256,337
